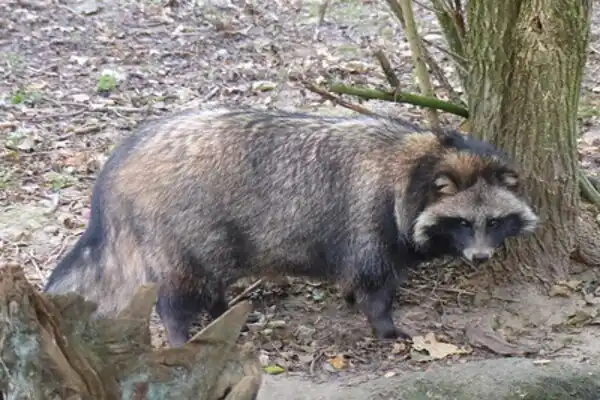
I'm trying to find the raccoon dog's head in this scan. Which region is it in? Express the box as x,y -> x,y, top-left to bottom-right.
411,132 -> 539,265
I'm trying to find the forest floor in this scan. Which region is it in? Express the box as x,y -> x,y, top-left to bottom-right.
2,0 -> 600,396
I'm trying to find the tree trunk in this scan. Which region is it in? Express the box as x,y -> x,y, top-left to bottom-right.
465,0 -> 594,284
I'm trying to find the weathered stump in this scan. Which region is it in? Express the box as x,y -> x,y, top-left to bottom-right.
0,263 -> 262,400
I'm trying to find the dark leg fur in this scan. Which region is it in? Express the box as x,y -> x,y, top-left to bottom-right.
156,274 -> 230,347
155,287 -> 208,347
354,282 -> 403,339
206,281 -> 229,320
352,264 -> 412,340
344,292 -> 356,307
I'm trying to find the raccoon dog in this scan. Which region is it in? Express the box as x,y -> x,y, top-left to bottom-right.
44,107 -> 539,347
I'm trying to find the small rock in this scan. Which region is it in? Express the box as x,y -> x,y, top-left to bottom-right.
322,362 -> 338,373
258,352 -> 270,366
246,311 -> 264,324
72,94 -> 90,103
423,33 -> 444,42
69,55 -> 90,65
297,353 -> 314,364
76,0 -> 104,15
43,226 -> 59,235
267,320 -> 287,329
295,325 -> 316,342
252,81 -> 277,92
215,49 -> 229,58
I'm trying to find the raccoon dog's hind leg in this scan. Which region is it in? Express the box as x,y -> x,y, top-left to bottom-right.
155,277 -> 227,347
155,225 -> 243,347
154,255 -> 230,347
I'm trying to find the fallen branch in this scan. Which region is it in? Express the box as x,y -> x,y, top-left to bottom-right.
228,278 -> 265,307
327,83 -> 469,118
0,263 -> 262,400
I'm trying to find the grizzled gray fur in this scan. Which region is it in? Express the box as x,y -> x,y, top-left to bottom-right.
44,107 -> 539,347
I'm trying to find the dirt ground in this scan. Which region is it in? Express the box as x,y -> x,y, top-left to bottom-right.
2,0 -> 600,389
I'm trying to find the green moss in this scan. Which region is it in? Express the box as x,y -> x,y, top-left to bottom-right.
401,371 -> 600,400
505,375 -> 600,400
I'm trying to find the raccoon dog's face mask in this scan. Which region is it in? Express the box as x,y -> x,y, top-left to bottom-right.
412,171 -> 539,264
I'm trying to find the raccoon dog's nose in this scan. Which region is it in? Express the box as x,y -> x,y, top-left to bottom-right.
471,253 -> 490,263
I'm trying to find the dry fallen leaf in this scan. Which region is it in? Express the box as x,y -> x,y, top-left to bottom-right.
549,280 -> 582,297
411,332 -> 470,360
391,342 -> 406,354
328,354 -> 347,370
549,284 -> 572,297
465,324 -> 538,356
559,280 -> 583,290
567,309 -> 597,327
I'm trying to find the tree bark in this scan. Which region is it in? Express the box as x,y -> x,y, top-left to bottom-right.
465,0 -> 595,284
0,263 -> 262,400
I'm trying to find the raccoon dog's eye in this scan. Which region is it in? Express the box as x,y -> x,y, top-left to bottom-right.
459,219 -> 471,227
487,218 -> 499,228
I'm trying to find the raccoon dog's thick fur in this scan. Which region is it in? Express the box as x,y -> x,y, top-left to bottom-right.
44,107 -> 539,347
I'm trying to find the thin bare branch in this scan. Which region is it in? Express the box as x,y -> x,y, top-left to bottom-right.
373,49 -> 401,88
398,0 -> 441,129
420,44 -> 465,106
303,81 -> 377,116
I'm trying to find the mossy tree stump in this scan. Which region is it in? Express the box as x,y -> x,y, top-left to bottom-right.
0,263 -> 262,400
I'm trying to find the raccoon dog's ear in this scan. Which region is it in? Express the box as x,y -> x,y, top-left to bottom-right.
434,174 -> 458,196
499,169 -> 519,189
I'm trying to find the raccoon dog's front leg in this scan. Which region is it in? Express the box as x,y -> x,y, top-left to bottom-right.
353,280 -> 407,340
349,252 -> 411,340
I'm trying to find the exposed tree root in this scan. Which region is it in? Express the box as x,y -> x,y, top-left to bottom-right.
572,207 -> 600,269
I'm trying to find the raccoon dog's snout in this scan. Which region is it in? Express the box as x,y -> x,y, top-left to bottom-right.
462,247 -> 493,264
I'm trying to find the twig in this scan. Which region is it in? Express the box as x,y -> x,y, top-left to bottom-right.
589,46 -> 600,56
328,83 -> 469,118
421,37 -> 468,69
432,287 -> 475,296
384,0 -> 465,104
72,124 -> 105,135
26,110 -> 86,121
309,349 -> 323,376
419,43 -> 465,106
313,0 -> 331,41
373,49 -> 400,89
384,0 -> 406,29
228,278 -> 264,307
203,86 -> 220,101
398,0 -> 440,130
429,0 -> 468,89
411,0 -> 435,13
303,82 -> 377,116
0,122 -> 17,131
